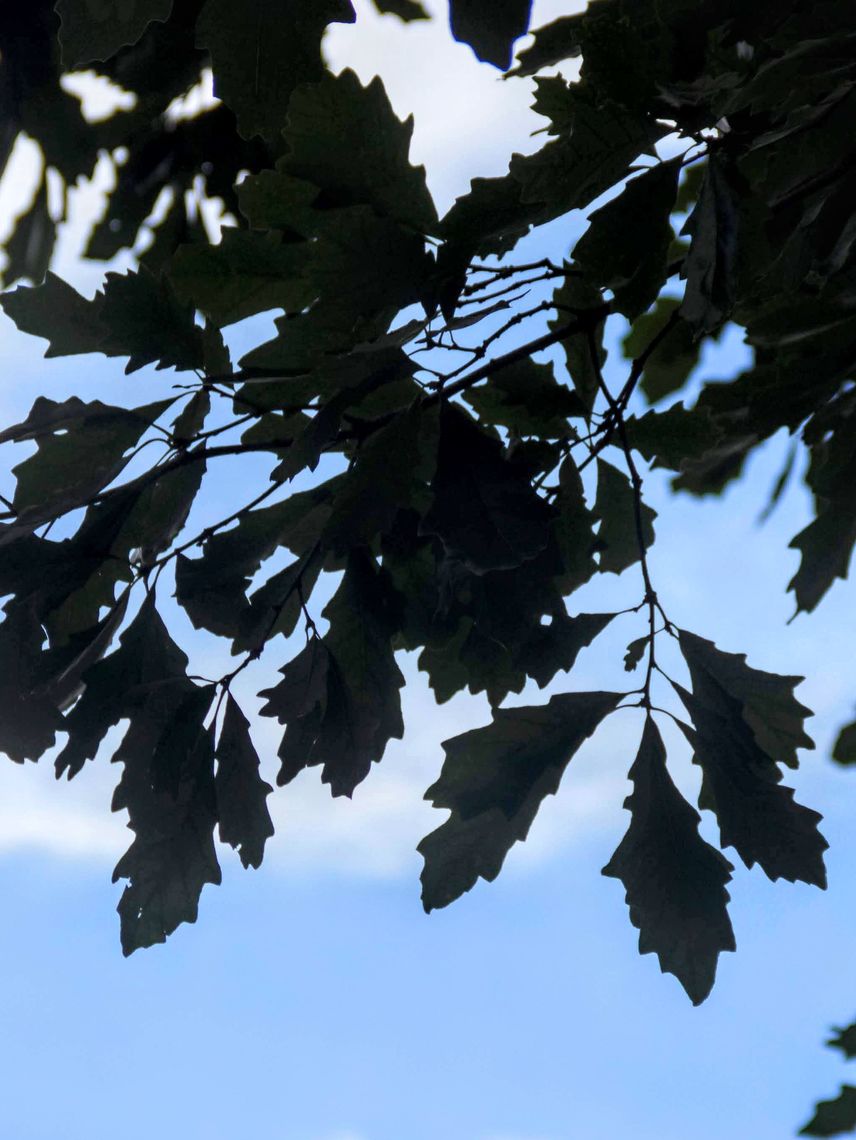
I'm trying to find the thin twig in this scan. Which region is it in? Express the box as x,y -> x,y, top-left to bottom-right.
587,327 -> 662,712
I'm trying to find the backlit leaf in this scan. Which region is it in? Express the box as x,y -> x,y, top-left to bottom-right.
833,719 -> 856,767
516,611 -> 615,688
553,275 -> 605,416
553,458 -> 597,591
0,273 -> 107,358
260,552 -> 404,797
420,403 -> 551,573
621,297 -> 703,404
169,230 -> 312,326
280,69 -> 437,232
511,87 -> 663,216
679,630 -> 814,771
56,0 -> 172,67
800,1086 -> 856,1137
509,15 -> 582,76
464,356 -> 585,436
420,691 -> 621,909
216,695 -> 274,870
593,459 -> 656,575
603,717 -> 735,1005
680,154 -> 739,335
8,397 -> 172,525
573,159 -> 679,319
449,0 -> 533,69
114,717 -> 221,956
196,0 -> 356,143
674,633 -> 826,889
99,268 -> 206,373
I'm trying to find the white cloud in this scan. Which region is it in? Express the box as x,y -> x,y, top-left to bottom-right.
0,751 -> 125,862
326,0 -> 584,213
0,659 -> 629,878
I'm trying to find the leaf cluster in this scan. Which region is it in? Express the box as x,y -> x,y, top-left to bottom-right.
0,0 -> 851,1045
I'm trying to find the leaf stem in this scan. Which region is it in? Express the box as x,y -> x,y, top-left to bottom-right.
587,328 -> 663,712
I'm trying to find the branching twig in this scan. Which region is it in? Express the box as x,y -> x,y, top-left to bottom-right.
586,328 -> 666,712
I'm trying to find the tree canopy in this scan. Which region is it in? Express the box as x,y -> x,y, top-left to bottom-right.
1,1 -> 856,1132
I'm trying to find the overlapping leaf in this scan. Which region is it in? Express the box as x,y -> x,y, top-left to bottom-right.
463,357 -> 584,436
573,159 -> 679,320
679,631 -> 815,770
4,396 -> 171,526
420,403 -> 552,573
621,298 -> 704,404
0,0 -> 849,1022
196,0 -> 356,143
321,402 -> 439,553
176,481 -> 340,639
169,230 -> 312,326
509,14 -> 582,75
56,595 -> 195,779
52,599 -> 223,953
675,630 -> 826,887
624,404 -> 723,473
260,551 -> 404,796
552,458 -> 598,591
0,608 -> 66,763
511,85 -> 664,216
279,69 -> 437,232
114,715 -> 221,956
550,271 -> 606,416
680,154 -> 739,335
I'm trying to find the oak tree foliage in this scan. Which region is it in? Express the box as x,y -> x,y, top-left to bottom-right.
1,5 -> 855,1121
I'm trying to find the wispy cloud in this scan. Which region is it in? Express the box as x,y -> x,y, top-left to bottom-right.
0,659 -> 627,875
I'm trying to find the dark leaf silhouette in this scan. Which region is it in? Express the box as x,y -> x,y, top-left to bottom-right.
216,695 -> 274,870
800,1087 -> 856,1137
449,0 -> 532,69
196,0 -> 356,143
603,717 -> 735,1005
279,68 -> 437,232
679,630 -> 814,771
680,155 -> 739,335
675,632 -> 826,888
420,692 -> 621,910
420,403 -> 552,573
574,159 -> 679,320
516,612 -> 616,689
260,552 -> 404,797
594,459 -> 656,575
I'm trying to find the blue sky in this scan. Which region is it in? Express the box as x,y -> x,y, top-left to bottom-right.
0,3 -> 855,1137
